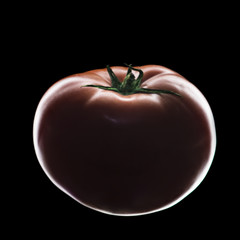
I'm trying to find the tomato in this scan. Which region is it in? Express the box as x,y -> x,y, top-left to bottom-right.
33,64 -> 216,216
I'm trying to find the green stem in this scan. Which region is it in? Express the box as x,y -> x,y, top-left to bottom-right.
134,88 -> 181,97
82,65 -> 181,97
124,63 -> 143,89
106,65 -> 121,89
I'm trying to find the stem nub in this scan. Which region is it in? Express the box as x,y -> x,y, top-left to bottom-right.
82,65 -> 181,97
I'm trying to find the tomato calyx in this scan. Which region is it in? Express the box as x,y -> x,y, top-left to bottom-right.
83,64 -> 181,97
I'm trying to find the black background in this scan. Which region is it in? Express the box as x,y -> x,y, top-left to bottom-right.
8,3 -> 235,237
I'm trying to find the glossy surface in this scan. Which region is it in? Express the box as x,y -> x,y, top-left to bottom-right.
33,65 -> 216,216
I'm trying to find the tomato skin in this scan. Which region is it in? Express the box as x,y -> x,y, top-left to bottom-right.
33,65 -> 216,216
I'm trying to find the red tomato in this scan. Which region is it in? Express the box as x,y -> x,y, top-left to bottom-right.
33,65 -> 216,216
